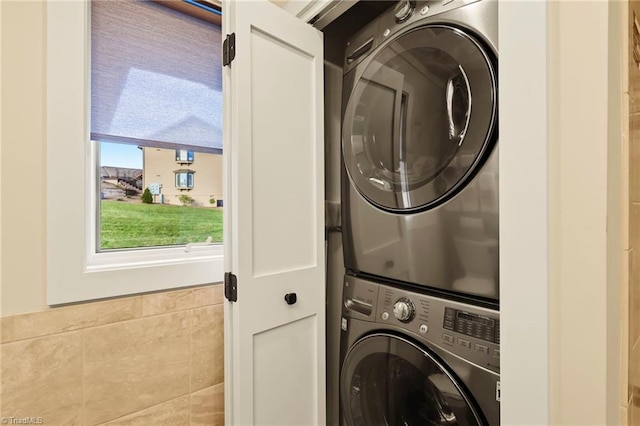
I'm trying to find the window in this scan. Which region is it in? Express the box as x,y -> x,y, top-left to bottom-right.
175,170 -> 195,189
92,0 -> 223,251
176,150 -> 195,163
46,0 -> 225,305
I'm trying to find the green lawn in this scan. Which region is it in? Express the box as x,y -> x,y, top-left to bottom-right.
100,201 -> 223,250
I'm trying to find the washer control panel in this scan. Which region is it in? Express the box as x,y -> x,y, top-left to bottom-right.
443,307 -> 500,344
392,298 -> 415,322
343,275 -> 500,373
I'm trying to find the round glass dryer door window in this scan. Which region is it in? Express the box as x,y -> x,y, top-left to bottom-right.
342,25 -> 497,212
340,334 -> 483,426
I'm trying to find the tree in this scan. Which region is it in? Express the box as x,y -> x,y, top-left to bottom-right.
142,187 -> 153,204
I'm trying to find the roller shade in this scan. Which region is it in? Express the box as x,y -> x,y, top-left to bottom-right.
91,0 -> 222,153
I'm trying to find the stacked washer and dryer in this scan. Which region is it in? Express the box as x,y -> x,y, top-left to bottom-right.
337,0 -> 500,424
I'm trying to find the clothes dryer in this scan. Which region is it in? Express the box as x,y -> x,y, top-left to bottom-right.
340,275 -> 500,425
341,0 -> 499,301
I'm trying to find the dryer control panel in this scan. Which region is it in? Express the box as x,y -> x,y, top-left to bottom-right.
343,0 -> 488,74
343,275 -> 500,374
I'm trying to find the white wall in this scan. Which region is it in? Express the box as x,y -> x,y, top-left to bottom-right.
0,0 -> 3,315
500,1 -> 622,424
548,2 -> 613,423
499,2 -> 549,423
1,1 -> 48,316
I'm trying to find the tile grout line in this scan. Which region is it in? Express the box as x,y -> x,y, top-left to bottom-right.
5,312 -> 146,344
6,284 -> 222,343
11,293 -> 217,343
1,305 -> 218,344
7,321 -> 132,344
91,394 -> 191,426
8,302 -> 142,343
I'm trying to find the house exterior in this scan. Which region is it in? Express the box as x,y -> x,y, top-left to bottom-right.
142,147 -> 223,207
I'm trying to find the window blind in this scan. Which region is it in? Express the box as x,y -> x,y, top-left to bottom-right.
91,0 -> 222,153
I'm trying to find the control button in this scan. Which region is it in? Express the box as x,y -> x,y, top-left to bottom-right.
393,298 -> 415,323
493,348 -> 500,359
442,334 -> 454,344
383,28 -> 391,37
474,343 -> 489,354
458,339 -> 471,349
419,324 -> 428,334
394,0 -> 416,23
420,5 -> 429,15
341,318 -> 348,331
381,312 -> 389,321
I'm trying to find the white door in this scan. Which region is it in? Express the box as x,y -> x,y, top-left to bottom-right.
222,1 -> 325,425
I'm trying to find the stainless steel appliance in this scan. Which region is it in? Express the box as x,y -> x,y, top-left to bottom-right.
340,275 -> 500,425
341,0 -> 499,301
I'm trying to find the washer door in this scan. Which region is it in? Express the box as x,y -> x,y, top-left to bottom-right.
341,333 -> 483,426
342,25 -> 497,212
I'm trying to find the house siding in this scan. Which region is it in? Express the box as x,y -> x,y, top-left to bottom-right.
143,148 -> 223,207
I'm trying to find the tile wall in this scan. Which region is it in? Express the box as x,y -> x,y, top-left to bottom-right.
627,2 -> 640,424
0,285 -> 224,425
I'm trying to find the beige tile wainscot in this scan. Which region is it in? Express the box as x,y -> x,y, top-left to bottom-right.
0,284 -> 225,426
190,383 -> 225,426
191,305 -> 224,392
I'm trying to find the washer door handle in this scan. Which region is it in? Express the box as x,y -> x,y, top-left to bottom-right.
284,293 -> 297,305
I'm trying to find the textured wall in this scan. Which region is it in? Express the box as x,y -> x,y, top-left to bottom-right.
0,285 -> 224,425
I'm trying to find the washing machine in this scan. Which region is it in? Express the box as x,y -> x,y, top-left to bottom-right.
341,0 -> 499,301
340,275 -> 500,425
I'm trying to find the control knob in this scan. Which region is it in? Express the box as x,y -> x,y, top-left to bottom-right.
394,0 -> 416,23
393,298 -> 415,322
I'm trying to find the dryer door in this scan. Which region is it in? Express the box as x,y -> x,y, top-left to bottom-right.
342,25 -> 497,212
341,333 -> 484,426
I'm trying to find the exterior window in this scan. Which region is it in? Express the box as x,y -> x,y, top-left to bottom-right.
47,0 -> 225,304
176,149 -> 195,163
92,0 -> 223,251
175,170 -> 195,189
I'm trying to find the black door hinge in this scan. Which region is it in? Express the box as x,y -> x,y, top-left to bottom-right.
224,272 -> 238,302
223,33 -> 236,67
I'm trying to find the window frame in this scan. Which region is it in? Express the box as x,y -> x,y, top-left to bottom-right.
46,0 -> 223,305
176,149 -> 195,163
175,170 -> 195,189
